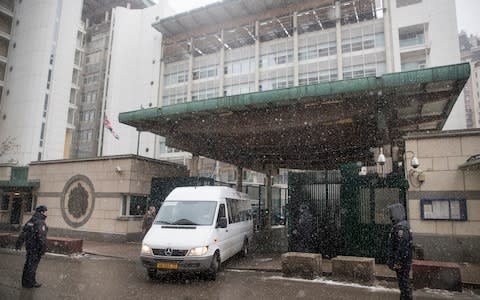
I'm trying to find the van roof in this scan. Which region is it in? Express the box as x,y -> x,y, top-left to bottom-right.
165,186 -> 251,201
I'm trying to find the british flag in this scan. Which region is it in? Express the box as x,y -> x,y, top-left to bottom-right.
104,117 -> 120,140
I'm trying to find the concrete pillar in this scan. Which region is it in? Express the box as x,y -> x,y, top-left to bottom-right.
335,1 -> 343,80
158,60 -> 165,107
236,166 -> 243,192
265,174 -> 272,229
187,38 -> 194,102
254,21 -> 260,92
190,154 -> 199,176
293,12 -> 299,86
219,30 -> 225,97
383,0 -> 394,73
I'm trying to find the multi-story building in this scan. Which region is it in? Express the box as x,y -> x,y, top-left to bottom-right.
143,0 -> 462,182
0,0 -> 464,183
0,0 -> 83,165
73,0 -> 162,158
459,31 -> 480,128
0,0 -> 165,165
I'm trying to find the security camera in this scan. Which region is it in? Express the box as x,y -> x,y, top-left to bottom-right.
115,166 -> 123,173
411,156 -> 420,169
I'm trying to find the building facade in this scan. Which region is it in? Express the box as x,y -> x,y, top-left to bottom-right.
0,0 -> 83,165
459,32 -> 480,129
148,0 -> 463,182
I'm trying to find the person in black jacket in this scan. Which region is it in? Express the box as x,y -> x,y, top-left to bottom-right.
142,206 -> 156,238
15,205 -> 49,288
387,203 -> 413,300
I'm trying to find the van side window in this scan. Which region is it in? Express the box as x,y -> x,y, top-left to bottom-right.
226,198 -> 252,223
218,203 -> 226,219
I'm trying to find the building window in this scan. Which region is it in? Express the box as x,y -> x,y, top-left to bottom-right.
39,122 -> 45,147
396,0 -> 421,8
23,193 -> 34,212
420,198 -> 467,221
127,195 -> 148,216
43,94 -> 49,118
399,24 -> 427,48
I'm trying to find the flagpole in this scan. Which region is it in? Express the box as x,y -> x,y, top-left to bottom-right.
136,130 -> 141,155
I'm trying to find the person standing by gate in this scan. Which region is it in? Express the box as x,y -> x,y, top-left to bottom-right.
294,204 -> 315,252
15,205 -> 49,288
387,203 -> 413,300
142,206 -> 156,237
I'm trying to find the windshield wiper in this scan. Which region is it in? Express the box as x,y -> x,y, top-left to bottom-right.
155,220 -> 172,224
172,219 -> 197,225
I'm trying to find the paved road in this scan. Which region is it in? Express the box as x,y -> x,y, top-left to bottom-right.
1,250 -> 479,300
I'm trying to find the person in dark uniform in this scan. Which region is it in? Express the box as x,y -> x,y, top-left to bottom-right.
294,204 -> 315,252
387,203 -> 413,300
15,205 -> 49,288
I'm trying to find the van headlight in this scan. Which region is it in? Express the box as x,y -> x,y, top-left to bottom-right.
141,244 -> 152,256
188,246 -> 208,256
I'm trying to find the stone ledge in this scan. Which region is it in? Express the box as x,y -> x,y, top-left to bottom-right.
281,252 -> 322,279
412,259 -> 462,292
1,233 -> 83,255
47,236 -> 83,255
331,255 -> 375,285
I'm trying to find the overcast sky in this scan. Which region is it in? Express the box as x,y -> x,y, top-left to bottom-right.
455,0 -> 480,36
167,0 -> 480,36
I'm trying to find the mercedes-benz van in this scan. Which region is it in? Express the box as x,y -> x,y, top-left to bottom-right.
140,186 -> 254,280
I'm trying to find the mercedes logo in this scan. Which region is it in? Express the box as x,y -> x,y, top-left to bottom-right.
164,248 -> 173,256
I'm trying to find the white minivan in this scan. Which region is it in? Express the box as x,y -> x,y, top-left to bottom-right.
140,186 -> 254,280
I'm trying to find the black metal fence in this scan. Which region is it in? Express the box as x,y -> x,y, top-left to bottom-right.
288,165 -> 408,263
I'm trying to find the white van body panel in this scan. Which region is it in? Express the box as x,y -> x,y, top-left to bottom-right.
140,186 -> 254,274
144,226 -> 212,250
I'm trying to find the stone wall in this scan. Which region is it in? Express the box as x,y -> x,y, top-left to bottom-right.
405,130 -> 480,263
24,155 -> 187,241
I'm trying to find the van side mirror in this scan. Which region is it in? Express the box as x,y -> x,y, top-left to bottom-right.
217,217 -> 227,228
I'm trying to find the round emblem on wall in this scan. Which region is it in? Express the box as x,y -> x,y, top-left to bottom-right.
61,175 -> 95,228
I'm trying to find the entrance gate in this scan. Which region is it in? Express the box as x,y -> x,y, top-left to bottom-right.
288,165 -> 408,263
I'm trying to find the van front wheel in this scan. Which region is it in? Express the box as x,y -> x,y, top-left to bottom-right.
206,252 -> 220,281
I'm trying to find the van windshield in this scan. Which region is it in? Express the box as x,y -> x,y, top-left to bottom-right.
154,201 -> 217,226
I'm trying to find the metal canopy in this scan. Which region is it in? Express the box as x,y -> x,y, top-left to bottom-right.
119,63 -> 470,173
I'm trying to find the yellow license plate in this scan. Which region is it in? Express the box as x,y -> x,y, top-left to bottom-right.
156,262 -> 178,270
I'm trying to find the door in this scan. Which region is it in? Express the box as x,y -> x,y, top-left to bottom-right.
10,196 -> 22,224
215,203 -> 231,262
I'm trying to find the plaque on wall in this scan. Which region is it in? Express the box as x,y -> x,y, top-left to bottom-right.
420,198 -> 467,221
